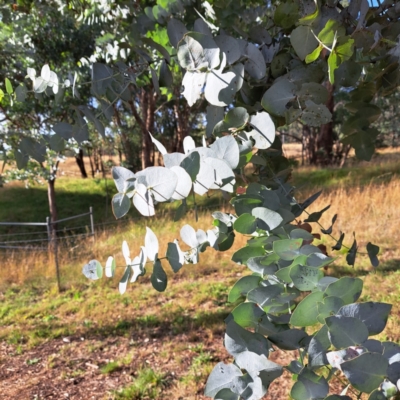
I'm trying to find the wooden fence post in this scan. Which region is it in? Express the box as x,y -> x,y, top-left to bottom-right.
90,207 -> 95,243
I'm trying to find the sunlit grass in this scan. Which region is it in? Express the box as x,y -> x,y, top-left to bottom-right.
1,150 -> 400,399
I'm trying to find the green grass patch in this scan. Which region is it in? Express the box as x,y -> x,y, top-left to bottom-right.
114,367 -> 167,399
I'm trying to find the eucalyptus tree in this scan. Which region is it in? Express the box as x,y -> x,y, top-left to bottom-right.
6,0 -> 400,398
0,0 -> 103,227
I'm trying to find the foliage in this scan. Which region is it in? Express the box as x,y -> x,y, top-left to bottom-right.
5,0 -> 400,398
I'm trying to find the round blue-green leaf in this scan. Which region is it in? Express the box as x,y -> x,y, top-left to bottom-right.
112,193 -> 131,219
291,369 -> 328,400
137,166 -> 178,202
252,207 -> 283,231
167,18 -> 187,48
326,315 -> 369,349
273,239 -> 303,260
232,246 -> 265,265
338,302 -> 392,336
341,353 -> 388,394
205,362 -> 242,398
119,266 -> 131,295
151,259 -> 167,292
268,328 -> 308,350
290,265 -> 324,291
225,319 -> 269,358
112,166 -> 136,193
261,78 -> 296,116
290,290 -> 324,327
247,285 -> 284,309
324,277 -> 363,305
82,259 -> 103,280
228,275 -> 261,303
214,388 -> 239,400
210,135 -> 240,169
180,151 -> 200,181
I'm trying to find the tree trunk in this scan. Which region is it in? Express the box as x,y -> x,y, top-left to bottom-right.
75,148 -> 88,178
173,93 -> 190,153
140,88 -> 155,169
316,81 -> 335,165
87,148 -> 95,178
114,105 -> 136,169
48,178 -> 58,234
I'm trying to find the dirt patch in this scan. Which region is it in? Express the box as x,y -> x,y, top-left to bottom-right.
0,329 -> 320,400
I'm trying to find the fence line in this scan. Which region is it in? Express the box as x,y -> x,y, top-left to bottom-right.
0,207 -> 95,292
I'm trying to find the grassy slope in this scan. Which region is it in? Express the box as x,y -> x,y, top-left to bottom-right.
1,150 -> 400,398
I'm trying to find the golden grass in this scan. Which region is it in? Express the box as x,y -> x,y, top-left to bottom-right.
1,175 -> 399,288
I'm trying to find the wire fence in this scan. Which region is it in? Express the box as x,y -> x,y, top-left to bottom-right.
0,202 -> 227,291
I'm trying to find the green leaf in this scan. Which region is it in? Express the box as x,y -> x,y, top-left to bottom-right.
301,100 -> 332,127
228,275 -> 261,303
346,236 -> 357,266
304,204 -> 330,223
321,214 -> 337,235
290,26 -> 319,61
15,84 -> 27,102
296,82 -> 329,105
231,246 -> 265,265
5,78 -> 13,94
158,60 -> 173,88
318,19 -> 346,47
324,277 -> 363,305
326,315 -> 369,348
367,242 -> 380,268
151,259 -> 167,292
0,88 -> 4,103
274,0 -> 299,29
305,44 -> 323,64
341,353 -> 388,394
328,51 -> 339,84
317,296 -> 344,324
233,213 -> 257,234
298,3 -> 320,26
273,239 -> 303,261
231,302 -> 265,329
332,232 -> 345,251
290,291 -> 324,327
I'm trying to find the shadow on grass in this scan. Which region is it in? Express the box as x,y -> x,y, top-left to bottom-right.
328,259 -> 400,278
83,308 -> 229,341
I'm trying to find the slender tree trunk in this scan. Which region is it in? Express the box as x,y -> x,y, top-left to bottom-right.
114,105 -> 136,168
75,148 -> 88,178
140,88 -> 155,169
316,81 -> 335,165
173,95 -> 189,153
48,178 -> 58,234
87,148 -> 95,178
